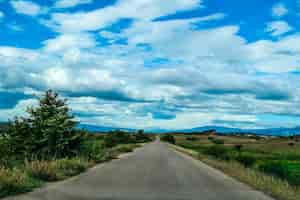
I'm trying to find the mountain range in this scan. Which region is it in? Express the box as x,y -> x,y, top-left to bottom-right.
78,124 -> 300,136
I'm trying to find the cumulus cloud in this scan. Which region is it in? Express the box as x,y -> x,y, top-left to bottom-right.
44,0 -> 202,33
272,3 -> 288,17
10,0 -> 45,16
265,21 -> 293,36
0,0 -> 300,129
55,0 -> 93,8
43,33 -> 96,52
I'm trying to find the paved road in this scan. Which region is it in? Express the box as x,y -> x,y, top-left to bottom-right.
7,140 -> 274,200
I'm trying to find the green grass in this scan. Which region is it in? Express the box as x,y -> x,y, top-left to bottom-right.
174,134 -> 300,200
25,158 -> 90,182
0,138 -> 145,198
0,167 -> 41,198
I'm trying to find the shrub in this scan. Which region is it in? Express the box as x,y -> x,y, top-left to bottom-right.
134,131 -> 153,143
79,139 -> 107,162
259,161 -> 289,179
208,136 -> 214,141
160,134 -> 176,144
5,90 -> 85,160
204,145 -> 230,160
212,138 -> 225,145
104,131 -> 131,148
258,161 -> 300,186
236,154 -> 256,168
0,167 -> 40,198
288,142 -> 295,147
186,136 -> 198,141
234,144 -> 243,152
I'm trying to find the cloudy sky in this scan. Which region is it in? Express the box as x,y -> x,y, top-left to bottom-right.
1,0 -> 300,130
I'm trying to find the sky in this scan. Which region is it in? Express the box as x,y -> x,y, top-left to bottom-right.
1,0 -> 300,130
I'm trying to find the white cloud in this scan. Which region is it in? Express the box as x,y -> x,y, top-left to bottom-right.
42,33 -> 96,52
0,98 -> 37,121
45,0 -> 202,33
10,0 -> 45,16
272,3 -> 288,17
1,0 -> 300,129
55,0 -> 93,8
265,21 -> 293,36
247,33 -> 300,72
42,68 -> 124,93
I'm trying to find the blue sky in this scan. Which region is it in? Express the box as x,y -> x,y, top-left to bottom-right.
1,0 -> 300,130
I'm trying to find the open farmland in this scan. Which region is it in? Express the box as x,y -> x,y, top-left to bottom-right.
172,133 -> 300,200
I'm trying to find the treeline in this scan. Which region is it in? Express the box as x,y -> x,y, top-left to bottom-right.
1,90 -> 84,166
0,90 -> 153,197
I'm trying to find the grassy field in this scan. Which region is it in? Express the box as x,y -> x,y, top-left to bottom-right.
172,133 -> 300,200
0,132 -> 152,198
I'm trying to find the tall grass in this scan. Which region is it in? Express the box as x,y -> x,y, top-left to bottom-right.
0,167 -> 41,198
25,158 -> 90,182
174,145 -> 300,200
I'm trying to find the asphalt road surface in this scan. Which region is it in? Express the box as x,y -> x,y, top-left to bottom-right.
7,140 -> 274,200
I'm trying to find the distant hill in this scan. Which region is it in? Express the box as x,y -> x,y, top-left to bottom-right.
176,126 -> 300,136
77,124 -> 300,136
77,124 -> 136,133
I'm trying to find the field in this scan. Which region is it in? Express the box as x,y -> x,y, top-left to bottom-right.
171,133 -> 300,200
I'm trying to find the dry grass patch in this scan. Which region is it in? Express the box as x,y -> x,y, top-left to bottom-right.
25,158 -> 90,182
0,167 -> 40,198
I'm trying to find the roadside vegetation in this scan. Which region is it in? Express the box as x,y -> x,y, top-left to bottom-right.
171,133 -> 300,200
0,90 -> 153,198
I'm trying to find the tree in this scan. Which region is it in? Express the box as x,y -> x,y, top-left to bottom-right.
6,90 -> 84,160
160,134 -> 176,144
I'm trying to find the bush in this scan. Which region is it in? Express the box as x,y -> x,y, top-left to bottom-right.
160,134 -> 176,144
134,131 -> 153,143
5,90 -> 85,160
259,161 -> 300,186
234,144 -> 243,152
288,142 -> 295,147
204,145 -> 230,160
208,136 -> 214,141
236,154 -> 256,168
212,138 -> 225,145
186,136 -> 198,141
0,167 -> 40,198
104,131 -> 131,148
79,139 -> 107,162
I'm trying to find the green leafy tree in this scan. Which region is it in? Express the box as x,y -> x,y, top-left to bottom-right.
5,90 -> 84,160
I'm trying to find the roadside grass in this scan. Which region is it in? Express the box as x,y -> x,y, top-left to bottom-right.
112,144 -> 142,153
0,90 -> 154,199
25,158 -> 90,182
0,167 -> 41,198
173,137 -> 300,200
0,142 -> 144,198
